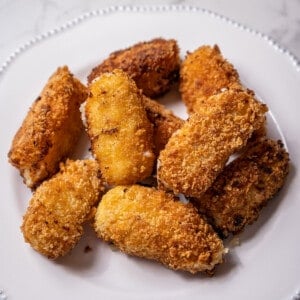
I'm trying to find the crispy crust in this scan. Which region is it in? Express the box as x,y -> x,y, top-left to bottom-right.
179,45 -> 266,141
8,66 -> 88,189
142,96 -> 184,155
194,86 -> 267,146
88,38 -> 180,98
191,139 -> 289,238
21,159 -> 104,259
85,70 -> 155,185
180,45 -> 241,114
94,185 -> 225,274
157,89 -> 268,198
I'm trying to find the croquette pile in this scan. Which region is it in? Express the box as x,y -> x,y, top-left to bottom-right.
8,38 -> 290,275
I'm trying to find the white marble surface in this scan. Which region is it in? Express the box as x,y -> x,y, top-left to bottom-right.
0,0 -> 300,67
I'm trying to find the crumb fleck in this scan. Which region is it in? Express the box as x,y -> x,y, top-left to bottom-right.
84,245 -> 92,253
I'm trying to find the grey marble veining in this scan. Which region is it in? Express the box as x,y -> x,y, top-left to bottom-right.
268,0 -> 300,52
0,0 -> 299,64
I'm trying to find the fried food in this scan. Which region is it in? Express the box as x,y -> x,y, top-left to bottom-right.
191,139 -> 289,238
194,88 -> 268,145
8,66 -> 88,189
142,96 -> 184,155
157,89 -> 268,198
87,38 -> 180,98
85,70 -> 155,185
180,45 -> 266,140
180,45 -> 241,114
21,159 -> 104,259
94,185 -> 225,274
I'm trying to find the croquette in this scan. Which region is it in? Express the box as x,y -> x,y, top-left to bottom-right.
180,45 -> 241,114
21,159 -> 104,259
85,70 -> 155,185
157,89 -> 267,198
94,185 -> 226,274
88,38 -> 180,98
191,138 -> 289,238
8,66 -> 88,189
142,96 -> 184,155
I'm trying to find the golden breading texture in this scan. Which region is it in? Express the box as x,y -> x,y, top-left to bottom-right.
142,96 -> 184,155
180,45 -> 241,114
21,159 -> 104,259
87,38 -> 180,98
85,70 -> 155,185
194,88 -> 268,148
94,185 -> 225,274
180,45 -> 266,141
192,139 -> 289,238
157,89 -> 268,198
8,66 -> 88,189
246,121 -> 267,144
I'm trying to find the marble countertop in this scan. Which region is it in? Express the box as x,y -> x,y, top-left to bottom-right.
0,0 -> 299,67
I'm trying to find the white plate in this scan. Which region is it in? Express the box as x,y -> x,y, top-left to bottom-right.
0,5 -> 300,300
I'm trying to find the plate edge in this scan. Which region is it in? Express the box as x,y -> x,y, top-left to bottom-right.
0,4 -> 299,81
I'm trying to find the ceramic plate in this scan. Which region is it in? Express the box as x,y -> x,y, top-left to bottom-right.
0,5 -> 299,300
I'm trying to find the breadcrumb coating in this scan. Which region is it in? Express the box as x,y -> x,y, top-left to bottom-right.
87,38 -> 180,98
180,45 -> 241,114
94,185 -> 225,274
85,70 -> 155,185
179,45 -> 266,140
21,159 -> 105,259
142,96 -> 184,155
194,87 -> 267,146
8,66 -> 88,189
192,139 -> 289,238
157,89 -> 268,198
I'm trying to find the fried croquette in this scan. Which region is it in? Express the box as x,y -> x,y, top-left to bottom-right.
194,87 -> 268,146
94,185 -> 226,274
180,45 -> 241,114
157,89 -> 268,198
87,38 -> 180,98
8,66 -> 88,189
21,159 -> 104,259
85,70 -> 155,185
191,139 -> 289,238
142,96 -> 184,155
